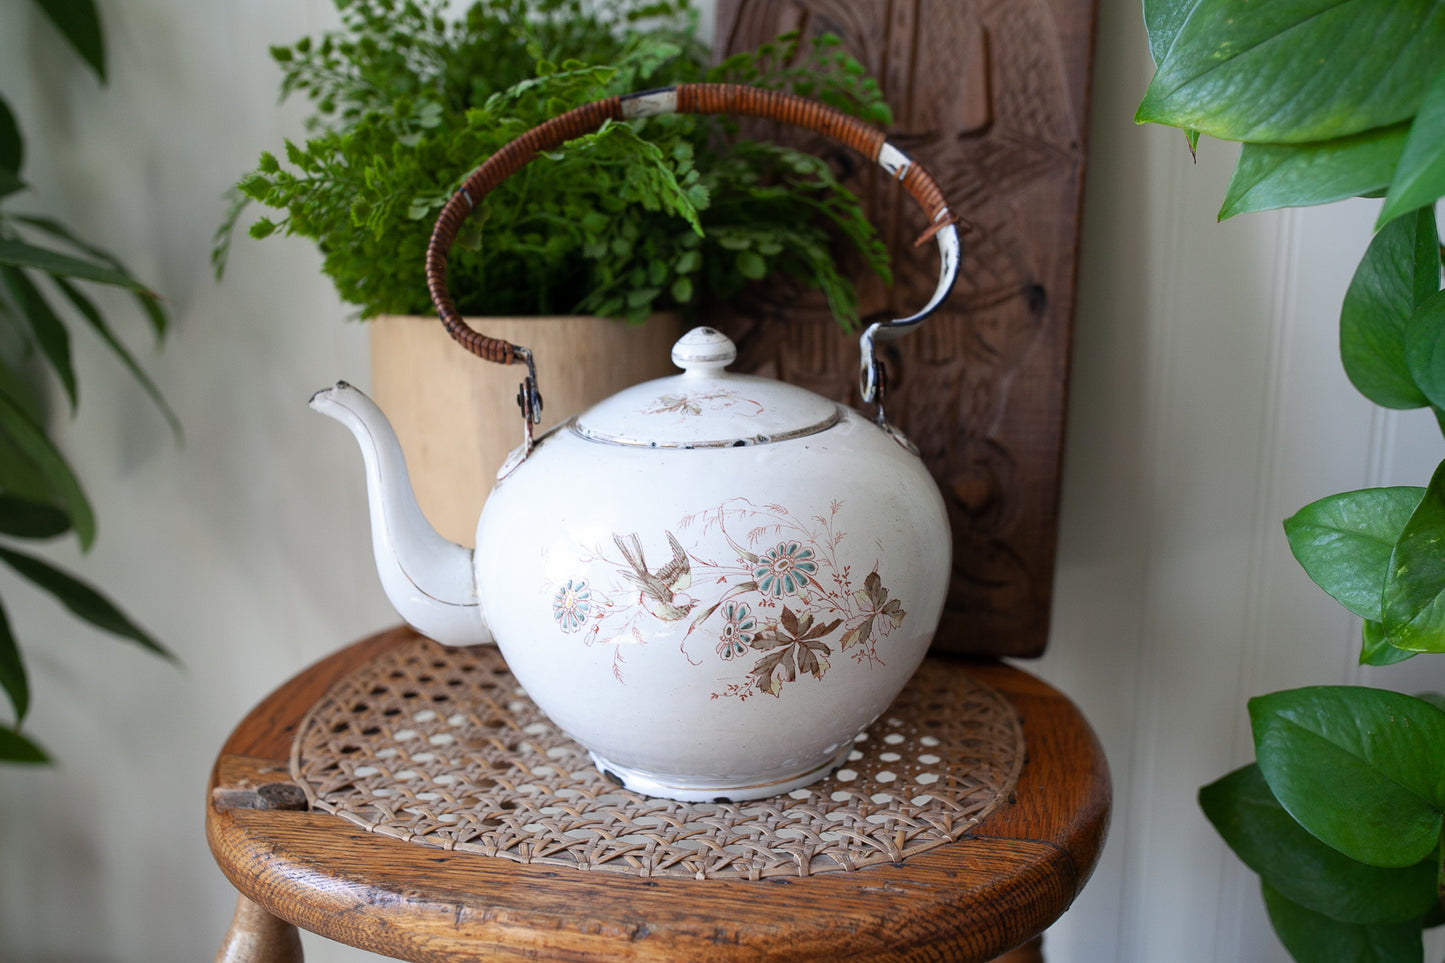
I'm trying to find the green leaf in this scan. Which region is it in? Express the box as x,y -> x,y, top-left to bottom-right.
0,168 -> 24,201
0,725 -> 48,764
1341,206 -> 1439,409
736,249 -> 767,280
0,236 -> 153,292
1251,686 -> 1445,867
0,599 -> 28,724
0,545 -> 173,662
0,95 -> 22,175
0,376 -> 95,549
16,215 -> 170,338
1379,63 -> 1445,226
1284,486 -> 1425,620
1143,0 -> 1202,66
0,496 -> 70,539
1383,458 -> 1445,651
1262,881 -> 1424,963
1137,0 -> 1445,144
1202,763 -> 1440,922
1220,125 -> 1410,219
0,266 -> 78,410
1361,619 -> 1419,666
32,0 -> 107,82
51,277 -> 181,439
1405,289 -> 1445,410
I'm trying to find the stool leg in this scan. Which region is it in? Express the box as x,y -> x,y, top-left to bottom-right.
215,892 -> 304,963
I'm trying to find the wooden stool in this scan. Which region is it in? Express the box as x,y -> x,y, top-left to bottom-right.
207,626 -> 1107,962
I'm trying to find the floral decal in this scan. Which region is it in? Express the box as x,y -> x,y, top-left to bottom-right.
716,602 -> 756,660
548,498 -> 908,697
641,389 -> 765,419
754,541 -> 817,598
551,578 -> 592,633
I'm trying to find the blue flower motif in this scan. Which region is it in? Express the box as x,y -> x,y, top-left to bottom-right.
754,541 -> 818,597
552,578 -> 592,633
716,601 -> 756,660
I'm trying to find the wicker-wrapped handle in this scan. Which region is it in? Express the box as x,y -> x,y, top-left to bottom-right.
425,83 -> 961,422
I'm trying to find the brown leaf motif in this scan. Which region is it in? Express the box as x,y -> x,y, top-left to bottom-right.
748,606 -> 841,696
841,571 -> 906,651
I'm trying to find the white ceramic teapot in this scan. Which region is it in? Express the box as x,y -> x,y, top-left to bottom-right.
311,84 -> 960,802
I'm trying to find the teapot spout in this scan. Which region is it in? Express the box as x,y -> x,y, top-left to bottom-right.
309,382 -> 490,646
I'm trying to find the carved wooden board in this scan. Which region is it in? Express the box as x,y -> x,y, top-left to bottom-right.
713,0 -> 1096,658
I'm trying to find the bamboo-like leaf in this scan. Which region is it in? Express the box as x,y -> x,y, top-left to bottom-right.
51,277 -> 180,438
1382,458 -> 1445,651
0,545 -> 174,662
0,599 -> 28,724
1379,63 -> 1445,227
0,236 -> 153,292
0,381 -> 94,549
0,495 -> 70,539
0,265 -> 77,410
1283,486 -> 1424,620
1341,207 -> 1438,409
1137,0 -> 1445,144
1251,686 -> 1445,867
16,216 -> 169,337
1261,881 -> 1425,963
1221,126 -> 1409,220
0,94 -> 21,175
1202,763 -> 1440,922
32,0 -> 106,83
0,725 -> 48,764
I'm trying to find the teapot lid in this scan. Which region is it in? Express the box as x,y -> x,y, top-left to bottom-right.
573,327 -> 840,448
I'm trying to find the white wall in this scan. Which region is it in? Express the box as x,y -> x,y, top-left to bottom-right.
0,1 -> 1441,961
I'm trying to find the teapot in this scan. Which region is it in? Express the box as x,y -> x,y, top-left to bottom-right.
311,84 -> 960,802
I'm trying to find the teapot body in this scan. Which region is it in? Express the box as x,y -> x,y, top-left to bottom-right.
474,405 -> 949,800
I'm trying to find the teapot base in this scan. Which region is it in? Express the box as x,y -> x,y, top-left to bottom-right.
587,743 -> 855,803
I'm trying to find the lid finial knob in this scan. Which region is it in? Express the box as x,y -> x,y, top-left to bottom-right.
671,327 -> 738,373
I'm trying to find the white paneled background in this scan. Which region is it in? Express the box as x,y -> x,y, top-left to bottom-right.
2,1 -> 1443,960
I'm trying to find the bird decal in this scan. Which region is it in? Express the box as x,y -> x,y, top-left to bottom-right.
613,531 -> 695,621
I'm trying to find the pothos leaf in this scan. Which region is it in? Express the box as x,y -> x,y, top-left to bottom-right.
1283,486 -> 1424,621
1201,763 -> 1440,923
1261,880 -> 1425,963
1404,289 -> 1445,412
1382,457 -> 1445,651
1360,619 -> 1418,666
1250,686 -> 1445,868
1378,62 -> 1445,228
1220,125 -> 1409,220
1138,0 -> 1445,144
1340,206 -> 1438,409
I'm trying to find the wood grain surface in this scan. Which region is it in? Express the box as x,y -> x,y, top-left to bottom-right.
207,627 -> 1109,962
710,0 -> 1098,658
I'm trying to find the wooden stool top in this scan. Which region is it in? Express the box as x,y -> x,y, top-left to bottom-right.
207,626 -> 1108,962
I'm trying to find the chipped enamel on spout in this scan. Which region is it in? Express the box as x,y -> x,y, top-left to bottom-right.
309,382 -> 489,646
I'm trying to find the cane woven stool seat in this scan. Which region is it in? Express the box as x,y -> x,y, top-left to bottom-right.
207,625 -> 1108,962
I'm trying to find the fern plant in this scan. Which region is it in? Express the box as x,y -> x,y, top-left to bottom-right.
216,0 -> 894,327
